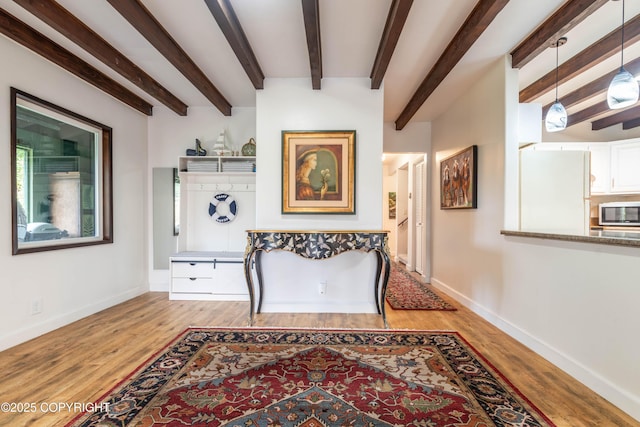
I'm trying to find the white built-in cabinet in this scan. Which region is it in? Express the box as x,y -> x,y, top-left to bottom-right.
170,251 -> 247,301
170,155 -> 256,300
525,140 -> 640,194
609,140 -> 640,193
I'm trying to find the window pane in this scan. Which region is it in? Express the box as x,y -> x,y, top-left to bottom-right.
12,88 -> 113,254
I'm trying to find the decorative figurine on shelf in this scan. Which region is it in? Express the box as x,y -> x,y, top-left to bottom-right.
241,138 -> 256,156
186,138 -> 207,156
213,131 -> 229,156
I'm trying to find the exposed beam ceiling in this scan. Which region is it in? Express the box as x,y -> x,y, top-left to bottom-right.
3,1 -> 640,135
520,13 -> 640,103
106,0 -> 232,116
12,0 -> 188,116
0,7 -> 152,115
204,0 -> 264,90
567,101 -> 609,126
544,58 -> 640,112
394,0 -> 509,130
592,104 -> 640,130
510,0 -> 608,69
301,0 -> 322,90
622,116 -> 640,130
370,0 -> 413,90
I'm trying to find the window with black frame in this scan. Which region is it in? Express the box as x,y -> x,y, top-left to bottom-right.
11,88 -> 113,254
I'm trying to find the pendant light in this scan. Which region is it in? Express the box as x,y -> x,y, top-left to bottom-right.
545,37 -> 568,133
607,0 -> 639,109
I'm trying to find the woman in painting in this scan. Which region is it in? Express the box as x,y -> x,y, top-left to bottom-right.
296,150 -> 328,200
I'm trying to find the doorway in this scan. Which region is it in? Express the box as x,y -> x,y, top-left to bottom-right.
396,165 -> 409,264
383,153 -> 429,279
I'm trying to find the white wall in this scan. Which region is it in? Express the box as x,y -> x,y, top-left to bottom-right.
0,37 -> 149,350
147,106 -> 256,290
253,78 -> 384,312
383,121 -> 431,153
431,56 -> 640,420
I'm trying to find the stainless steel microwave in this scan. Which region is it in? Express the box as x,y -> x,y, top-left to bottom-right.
599,202 -> 640,226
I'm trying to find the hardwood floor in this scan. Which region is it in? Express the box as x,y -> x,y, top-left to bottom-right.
0,287 -> 637,426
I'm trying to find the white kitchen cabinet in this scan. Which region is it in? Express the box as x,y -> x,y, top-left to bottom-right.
610,140 -> 640,193
588,144 -> 610,194
170,251 -> 248,301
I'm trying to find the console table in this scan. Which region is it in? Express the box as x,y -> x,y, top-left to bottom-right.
243,230 -> 391,327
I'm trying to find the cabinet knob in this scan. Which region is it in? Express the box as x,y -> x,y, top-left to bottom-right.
189,277 -> 196,281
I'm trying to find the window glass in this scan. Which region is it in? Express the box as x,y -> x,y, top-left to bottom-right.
11,88 -> 113,254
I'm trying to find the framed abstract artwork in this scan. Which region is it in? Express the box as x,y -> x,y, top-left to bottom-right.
282,130 -> 356,214
440,145 -> 477,209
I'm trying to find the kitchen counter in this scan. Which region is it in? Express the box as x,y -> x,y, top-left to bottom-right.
501,229 -> 640,248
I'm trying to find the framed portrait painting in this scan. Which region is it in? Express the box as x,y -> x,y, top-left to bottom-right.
440,145 -> 477,209
282,130 -> 356,214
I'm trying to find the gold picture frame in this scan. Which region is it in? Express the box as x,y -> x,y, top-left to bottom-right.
282,130 -> 356,214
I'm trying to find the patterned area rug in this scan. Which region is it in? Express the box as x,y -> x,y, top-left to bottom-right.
385,263 -> 457,310
67,328 -> 555,427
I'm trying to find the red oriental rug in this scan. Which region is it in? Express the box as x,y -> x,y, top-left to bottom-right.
67,328 -> 555,426
385,263 -> 457,310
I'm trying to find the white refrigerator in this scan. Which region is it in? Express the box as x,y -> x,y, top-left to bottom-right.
520,149 -> 591,235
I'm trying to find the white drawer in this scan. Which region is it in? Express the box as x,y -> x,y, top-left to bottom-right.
172,277 -> 215,293
172,261 -> 214,278
214,274 -> 248,294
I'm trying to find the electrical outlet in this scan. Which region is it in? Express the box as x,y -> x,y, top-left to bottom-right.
31,298 -> 43,315
319,281 -> 327,295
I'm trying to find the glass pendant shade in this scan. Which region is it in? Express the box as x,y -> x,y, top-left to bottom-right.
607,66 -> 639,109
545,101 -> 567,132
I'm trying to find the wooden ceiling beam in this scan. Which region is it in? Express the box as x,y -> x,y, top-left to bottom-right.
13,0 -> 188,116
106,0 -> 232,116
622,116 -> 640,130
370,0 -> 413,90
204,0 -> 264,90
510,0 -> 608,69
301,0 -> 322,90
520,13 -> 640,103
395,0 -> 509,130
566,101 -> 609,127
0,7 -> 153,115
591,105 -> 640,130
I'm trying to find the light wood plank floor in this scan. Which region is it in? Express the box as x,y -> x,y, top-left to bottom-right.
0,284 -> 637,426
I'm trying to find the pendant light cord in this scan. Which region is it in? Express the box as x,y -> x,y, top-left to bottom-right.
621,0 -> 626,68
555,40 -> 559,102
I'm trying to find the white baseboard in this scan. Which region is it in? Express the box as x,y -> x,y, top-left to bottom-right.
430,277 -> 640,422
149,269 -> 170,292
260,302 -> 378,314
0,286 -> 148,352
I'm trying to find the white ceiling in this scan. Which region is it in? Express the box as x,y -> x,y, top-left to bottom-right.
2,0 -> 640,137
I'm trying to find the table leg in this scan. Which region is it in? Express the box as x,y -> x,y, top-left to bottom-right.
379,250 -> 391,329
243,250 -> 256,326
374,252 -> 383,315
255,250 -> 264,313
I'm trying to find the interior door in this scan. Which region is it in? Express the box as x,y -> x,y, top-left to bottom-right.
414,160 -> 425,274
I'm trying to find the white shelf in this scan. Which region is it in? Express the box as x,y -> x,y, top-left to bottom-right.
179,156 -> 256,173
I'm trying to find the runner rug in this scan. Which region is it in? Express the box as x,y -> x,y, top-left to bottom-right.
385,263 -> 457,310
67,328 -> 555,427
